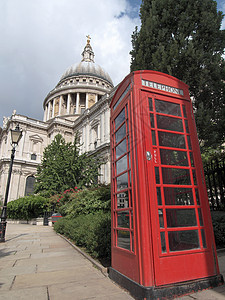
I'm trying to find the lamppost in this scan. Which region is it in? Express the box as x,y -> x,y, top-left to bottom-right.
0,124 -> 22,242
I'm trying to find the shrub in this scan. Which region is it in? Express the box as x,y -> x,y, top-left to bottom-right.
54,211 -> 111,260
7,195 -> 49,221
211,211 -> 225,249
57,184 -> 111,217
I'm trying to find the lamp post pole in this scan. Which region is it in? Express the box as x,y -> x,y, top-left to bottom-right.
0,124 -> 22,243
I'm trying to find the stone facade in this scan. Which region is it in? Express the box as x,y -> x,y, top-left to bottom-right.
0,38 -> 115,202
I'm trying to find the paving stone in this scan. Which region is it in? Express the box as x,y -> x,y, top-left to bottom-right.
47,277 -> 134,300
0,264 -> 36,276
12,267 -> 103,289
0,275 -> 15,291
0,286 -> 48,300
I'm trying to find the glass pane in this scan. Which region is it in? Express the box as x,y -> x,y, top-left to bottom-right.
115,123 -> 126,144
155,167 -> 160,184
162,167 -> 191,185
131,211 -> 133,229
116,139 -> 126,159
198,208 -> 203,226
157,115 -> 183,132
187,136 -> 192,149
149,98 -> 153,111
155,99 -> 181,116
117,211 -> 130,228
129,170 -> 132,188
117,173 -> 128,191
164,187 -> 194,205
190,152 -> 195,167
182,105 -> 187,118
192,170 -> 197,185
131,232 -> 134,252
158,132 -> 186,149
150,114 -> 155,128
129,191 -> 133,208
115,108 -> 125,130
168,230 -> 200,251
201,229 -> 207,248
128,152 -> 131,168
117,191 -> 129,209
161,232 -> 166,253
116,155 -> 127,175
160,149 -> 188,166
157,187 -> 162,205
151,130 -> 156,145
185,120 -> 189,133
127,120 -> 129,133
166,209 -> 197,227
117,230 -> 130,250
159,210 -> 164,228
195,189 -> 200,205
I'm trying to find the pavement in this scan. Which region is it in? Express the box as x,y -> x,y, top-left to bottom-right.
0,224 -> 224,300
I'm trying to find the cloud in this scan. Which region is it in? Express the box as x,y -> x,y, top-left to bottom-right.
0,0 -> 140,124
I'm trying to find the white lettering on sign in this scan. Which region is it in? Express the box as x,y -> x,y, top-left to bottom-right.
142,79 -> 184,96
153,149 -> 158,164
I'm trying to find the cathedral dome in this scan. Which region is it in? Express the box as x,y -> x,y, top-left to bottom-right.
60,36 -> 113,86
60,61 -> 113,86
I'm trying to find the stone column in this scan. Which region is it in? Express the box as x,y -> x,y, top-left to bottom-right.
67,94 -> 71,114
82,127 -> 85,153
76,93 -> 80,114
85,93 -> 88,109
86,123 -> 90,152
105,108 -> 110,142
100,111 -> 104,143
43,107 -> 47,122
52,99 -> 55,118
47,102 -> 51,121
95,94 -> 98,103
97,124 -> 100,146
59,95 -> 63,116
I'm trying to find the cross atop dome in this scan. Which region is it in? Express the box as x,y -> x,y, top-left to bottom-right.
86,35 -> 91,44
82,35 -> 95,63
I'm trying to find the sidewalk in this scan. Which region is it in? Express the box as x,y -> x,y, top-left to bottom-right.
0,224 -> 224,300
0,223 -> 133,300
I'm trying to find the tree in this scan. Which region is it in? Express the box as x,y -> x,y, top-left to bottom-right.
130,0 -> 225,149
35,134 -> 102,196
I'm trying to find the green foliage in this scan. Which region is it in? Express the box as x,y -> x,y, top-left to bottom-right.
211,211 -> 225,248
53,185 -> 111,261
60,185 -> 111,217
35,133 -> 103,196
130,0 -> 225,149
54,212 -> 111,260
7,195 -> 49,221
48,185 -> 110,217
201,145 -> 225,165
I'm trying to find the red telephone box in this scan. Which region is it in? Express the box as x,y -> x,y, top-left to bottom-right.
109,70 -> 223,299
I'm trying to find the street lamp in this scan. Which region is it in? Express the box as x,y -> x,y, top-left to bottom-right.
0,124 -> 22,242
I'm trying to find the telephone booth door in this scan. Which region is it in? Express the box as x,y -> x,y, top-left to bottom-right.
143,92 -> 218,286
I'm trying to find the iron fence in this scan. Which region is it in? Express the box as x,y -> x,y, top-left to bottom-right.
204,158 -> 225,210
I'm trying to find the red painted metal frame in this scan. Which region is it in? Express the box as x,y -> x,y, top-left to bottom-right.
110,70 -> 220,288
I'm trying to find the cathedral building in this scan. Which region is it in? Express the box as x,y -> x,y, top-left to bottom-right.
0,37 -> 115,202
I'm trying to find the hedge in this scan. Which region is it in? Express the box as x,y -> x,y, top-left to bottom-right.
7,195 -> 49,221
54,211 -> 111,260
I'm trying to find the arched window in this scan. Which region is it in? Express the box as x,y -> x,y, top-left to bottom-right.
25,176 -> 36,196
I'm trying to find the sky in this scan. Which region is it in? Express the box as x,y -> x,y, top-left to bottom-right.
0,0 -> 224,126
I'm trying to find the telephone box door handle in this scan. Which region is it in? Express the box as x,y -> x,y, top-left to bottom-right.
146,151 -> 152,161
